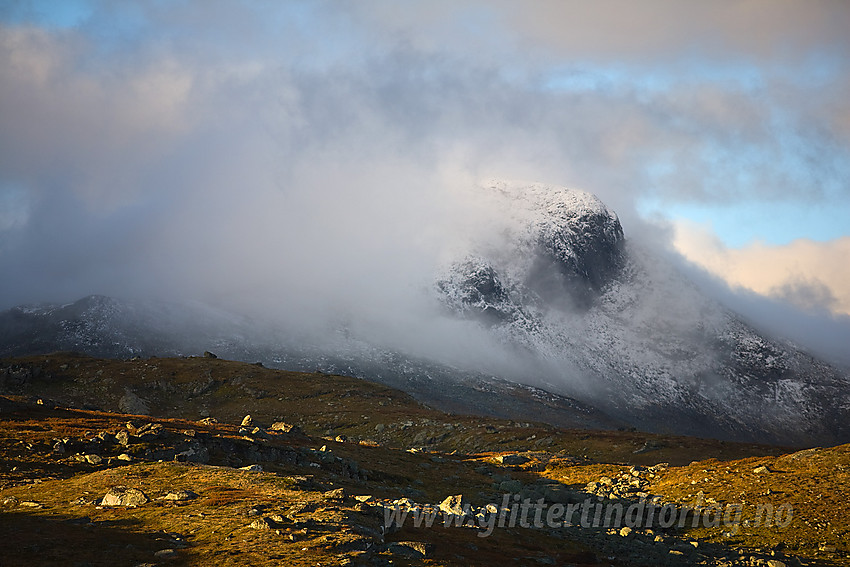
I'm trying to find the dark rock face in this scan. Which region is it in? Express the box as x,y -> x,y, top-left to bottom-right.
457,263 -> 507,307
437,260 -> 516,324
438,181 -> 626,319
526,202 -> 625,307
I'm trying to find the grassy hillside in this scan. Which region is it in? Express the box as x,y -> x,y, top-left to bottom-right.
0,353 -> 846,566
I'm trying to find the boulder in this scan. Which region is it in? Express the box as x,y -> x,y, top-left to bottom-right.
497,454 -> 530,466
161,490 -> 198,501
439,494 -> 471,517
119,390 -> 150,415
270,421 -> 303,434
100,486 -> 149,507
323,488 -> 346,500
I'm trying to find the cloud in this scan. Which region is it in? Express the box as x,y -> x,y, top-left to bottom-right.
353,0 -> 850,62
771,278 -> 840,314
673,220 -> 850,316
0,25 -> 195,211
0,2 -> 849,369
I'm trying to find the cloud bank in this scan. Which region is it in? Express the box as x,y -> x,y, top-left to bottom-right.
1,1 -> 849,364
674,222 -> 850,316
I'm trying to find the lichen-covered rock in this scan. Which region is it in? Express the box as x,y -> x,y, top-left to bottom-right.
438,494 -> 471,517
100,486 -> 149,507
161,490 -> 198,501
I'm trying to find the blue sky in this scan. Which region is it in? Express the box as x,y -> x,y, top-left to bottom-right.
1,0 -> 849,319
2,0 -> 88,26
639,198 -> 849,248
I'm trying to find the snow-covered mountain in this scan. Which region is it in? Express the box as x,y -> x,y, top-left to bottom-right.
2,180 -> 848,445
435,181 -> 850,445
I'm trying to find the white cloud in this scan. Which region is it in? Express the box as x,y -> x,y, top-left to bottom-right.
0,26 -> 195,211
354,0 -> 850,63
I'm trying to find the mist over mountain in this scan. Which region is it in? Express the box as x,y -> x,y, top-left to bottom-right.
3,180 -> 848,446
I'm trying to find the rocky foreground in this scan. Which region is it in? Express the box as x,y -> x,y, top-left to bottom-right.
1,353 -> 848,566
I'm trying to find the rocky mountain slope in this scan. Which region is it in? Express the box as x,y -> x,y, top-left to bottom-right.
1,354 -> 846,566
1,180 -> 848,445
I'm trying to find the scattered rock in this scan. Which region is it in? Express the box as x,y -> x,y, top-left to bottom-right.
497,454 -> 530,466
270,421 -> 302,434
84,454 -> 103,465
101,486 -> 149,507
160,491 -> 198,501
324,488 -> 346,500
153,548 -> 177,559
136,423 -> 162,440
115,430 -> 130,446
753,465 -> 770,474
250,517 -> 274,530
439,494 -> 471,517
203,351 -> 217,358
239,464 -> 262,472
